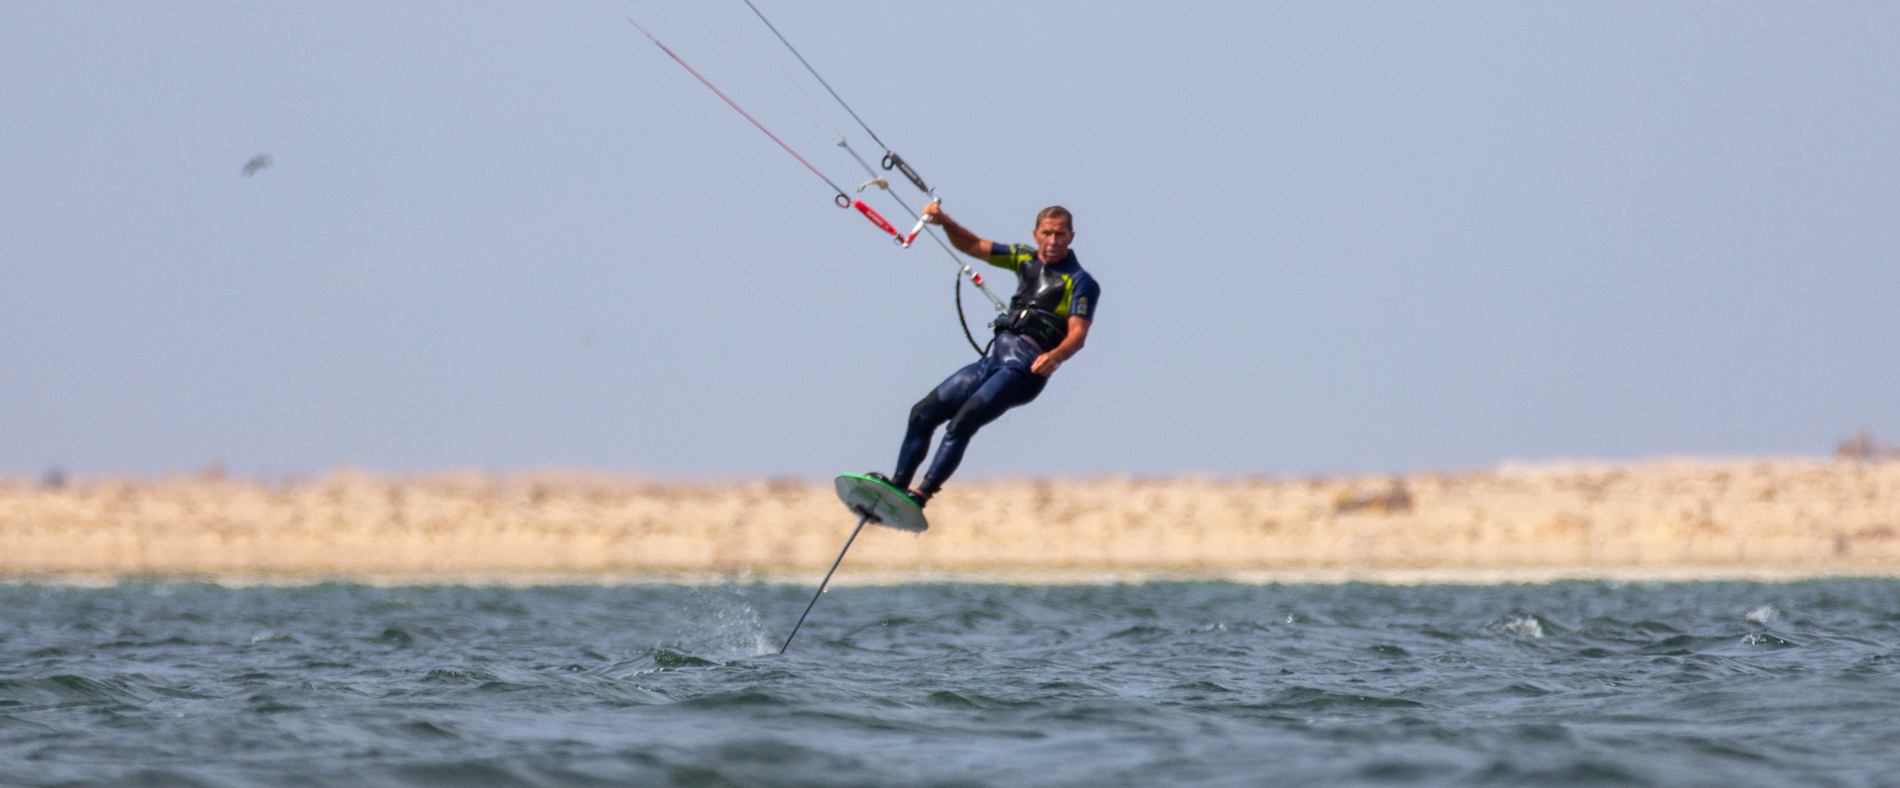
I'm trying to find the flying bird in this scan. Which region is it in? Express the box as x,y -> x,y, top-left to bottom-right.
242,154 -> 272,177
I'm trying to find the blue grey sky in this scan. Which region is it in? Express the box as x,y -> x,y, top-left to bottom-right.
3,2 -> 1895,479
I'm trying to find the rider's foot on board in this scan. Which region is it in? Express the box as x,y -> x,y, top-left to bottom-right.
904,488 -> 932,509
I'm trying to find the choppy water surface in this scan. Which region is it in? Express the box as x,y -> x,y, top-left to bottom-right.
2,579 -> 1898,787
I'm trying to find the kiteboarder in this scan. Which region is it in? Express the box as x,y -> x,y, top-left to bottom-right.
871,202 -> 1100,508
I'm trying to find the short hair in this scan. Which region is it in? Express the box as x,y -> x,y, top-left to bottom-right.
1035,205 -> 1074,231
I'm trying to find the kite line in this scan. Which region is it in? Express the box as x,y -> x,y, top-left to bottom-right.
613,2 -> 1006,353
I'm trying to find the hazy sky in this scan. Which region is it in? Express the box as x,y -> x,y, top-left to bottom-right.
3,2 -> 1896,479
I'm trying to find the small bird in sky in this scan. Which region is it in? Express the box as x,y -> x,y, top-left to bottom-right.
242,154 -> 273,177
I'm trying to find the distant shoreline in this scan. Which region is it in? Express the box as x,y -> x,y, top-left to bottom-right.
4,566 -> 1898,589
4,458 -> 1896,583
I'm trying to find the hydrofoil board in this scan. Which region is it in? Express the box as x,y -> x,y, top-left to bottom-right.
834,473 -> 929,533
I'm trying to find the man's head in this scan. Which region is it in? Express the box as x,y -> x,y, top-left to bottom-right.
1034,205 -> 1075,263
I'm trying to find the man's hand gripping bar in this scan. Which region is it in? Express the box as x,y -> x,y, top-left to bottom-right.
897,195 -> 947,248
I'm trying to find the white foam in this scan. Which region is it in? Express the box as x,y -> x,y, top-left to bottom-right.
1499,615 -> 1544,639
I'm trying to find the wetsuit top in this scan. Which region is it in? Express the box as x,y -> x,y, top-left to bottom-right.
985,244 -> 1100,372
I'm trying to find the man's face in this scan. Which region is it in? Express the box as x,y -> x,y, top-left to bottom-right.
1035,218 -> 1075,263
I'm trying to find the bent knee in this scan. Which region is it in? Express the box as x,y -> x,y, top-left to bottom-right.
909,391 -> 943,426
944,397 -> 991,438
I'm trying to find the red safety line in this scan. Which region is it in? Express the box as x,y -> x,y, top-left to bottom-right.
624,17 -> 849,202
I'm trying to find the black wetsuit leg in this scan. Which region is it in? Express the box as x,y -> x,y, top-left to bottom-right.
892,358 -> 988,490
915,366 -> 1046,494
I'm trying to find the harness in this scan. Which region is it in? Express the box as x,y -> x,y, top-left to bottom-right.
992,307 -> 1068,351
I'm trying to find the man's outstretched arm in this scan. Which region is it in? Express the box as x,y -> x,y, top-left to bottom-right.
921,201 -> 992,261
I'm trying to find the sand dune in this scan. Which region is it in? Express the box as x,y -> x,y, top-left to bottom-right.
2,458 -> 1896,582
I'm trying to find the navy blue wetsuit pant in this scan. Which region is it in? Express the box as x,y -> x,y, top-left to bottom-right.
892,355 -> 1047,494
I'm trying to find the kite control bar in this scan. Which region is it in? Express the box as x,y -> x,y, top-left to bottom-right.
900,216 -> 926,248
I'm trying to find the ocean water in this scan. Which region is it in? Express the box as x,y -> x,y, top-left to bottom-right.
1,579 -> 1897,787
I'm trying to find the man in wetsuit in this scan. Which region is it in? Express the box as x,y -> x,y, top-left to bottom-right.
873,202 -> 1100,508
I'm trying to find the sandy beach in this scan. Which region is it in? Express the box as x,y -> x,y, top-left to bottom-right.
3,458 -> 1896,583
